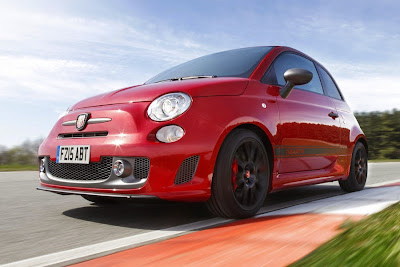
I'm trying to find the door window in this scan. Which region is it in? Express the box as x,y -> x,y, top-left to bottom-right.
317,65 -> 343,100
263,53 -> 324,95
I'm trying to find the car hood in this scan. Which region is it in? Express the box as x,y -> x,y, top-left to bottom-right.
70,77 -> 249,110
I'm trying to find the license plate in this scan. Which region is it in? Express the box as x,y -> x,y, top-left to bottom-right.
56,145 -> 91,164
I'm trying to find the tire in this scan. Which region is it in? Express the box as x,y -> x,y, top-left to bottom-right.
206,129 -> 270,218
81,195 -> 116,205
339,142 -> 368,192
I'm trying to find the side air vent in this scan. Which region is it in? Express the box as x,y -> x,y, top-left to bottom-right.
58,132 -> 108,139
174,155 -> 200,185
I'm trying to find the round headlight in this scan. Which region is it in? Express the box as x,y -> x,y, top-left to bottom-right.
147,93 -> 192,121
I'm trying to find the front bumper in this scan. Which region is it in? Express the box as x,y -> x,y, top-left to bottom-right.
38,101 -> 224,202
39,156 -> 149,189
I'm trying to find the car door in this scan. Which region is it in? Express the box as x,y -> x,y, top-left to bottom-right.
262,53 -> 341,174
316,64 -> 351,172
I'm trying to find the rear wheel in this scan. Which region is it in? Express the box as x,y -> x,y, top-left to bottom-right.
81,195 -> 116,205
207,129 -> 270,218
339,142 -> 368,192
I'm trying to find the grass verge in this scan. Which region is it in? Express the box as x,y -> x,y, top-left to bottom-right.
0,164 -> 37,171
369,159 -> 400,163
290,202 -> 400,266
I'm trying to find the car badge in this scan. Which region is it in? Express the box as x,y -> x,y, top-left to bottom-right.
76,113 -> 90,131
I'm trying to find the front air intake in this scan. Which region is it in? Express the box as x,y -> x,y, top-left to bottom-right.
174,155 -> 200,185
47,156 -> 113,181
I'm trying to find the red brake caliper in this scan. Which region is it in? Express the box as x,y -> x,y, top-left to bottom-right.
231,158 -> 238,191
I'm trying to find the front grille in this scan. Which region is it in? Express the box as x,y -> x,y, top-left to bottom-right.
134,158 -> 150,179
58,132 -> 108,139
47,157 -> 113,181
174,155 -> 200,185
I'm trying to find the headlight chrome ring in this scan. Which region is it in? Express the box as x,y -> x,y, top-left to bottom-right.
147,92 -> 192,121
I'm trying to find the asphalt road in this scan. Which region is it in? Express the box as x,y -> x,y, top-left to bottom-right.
1,162 -> 399,265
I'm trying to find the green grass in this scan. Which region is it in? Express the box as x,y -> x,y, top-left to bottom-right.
290,202 -> 400,267
369,158 -> 400,163
0,164 -> 37,171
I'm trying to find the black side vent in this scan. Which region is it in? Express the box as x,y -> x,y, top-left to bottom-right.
174,155 -> 200,185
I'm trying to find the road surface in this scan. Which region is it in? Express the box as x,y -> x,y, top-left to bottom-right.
0,162 -> 399,265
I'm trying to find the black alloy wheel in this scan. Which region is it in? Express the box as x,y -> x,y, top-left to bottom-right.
207,129 -> 270,218
339,142 -> 368,192
231,140 -> 268,210
354,147 -> 367,184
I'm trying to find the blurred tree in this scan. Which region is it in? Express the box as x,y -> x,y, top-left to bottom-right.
355,109 -> 400,159
0,137 -> 44,166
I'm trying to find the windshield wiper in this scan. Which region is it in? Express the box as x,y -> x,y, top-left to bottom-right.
154,75 -> 216,84
180,75 -> 216,80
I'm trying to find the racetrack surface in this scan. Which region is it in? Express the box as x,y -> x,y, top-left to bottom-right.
1,162 -> 399,265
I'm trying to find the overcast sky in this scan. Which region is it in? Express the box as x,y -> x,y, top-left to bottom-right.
0,0 -> 399,147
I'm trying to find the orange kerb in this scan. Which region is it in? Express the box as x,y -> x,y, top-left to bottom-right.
72,214 -> 363,267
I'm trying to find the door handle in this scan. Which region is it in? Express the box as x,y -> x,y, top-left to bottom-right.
328,111 -> 339,119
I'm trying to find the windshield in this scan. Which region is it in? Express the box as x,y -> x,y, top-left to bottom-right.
146,46 -> 274,84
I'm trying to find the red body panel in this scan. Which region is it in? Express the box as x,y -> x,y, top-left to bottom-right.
38,46 -> 366,201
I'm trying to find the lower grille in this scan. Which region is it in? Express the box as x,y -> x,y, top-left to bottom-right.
174,155 -> 200,185
133,158 -> 151,180
47,157 -> 113,181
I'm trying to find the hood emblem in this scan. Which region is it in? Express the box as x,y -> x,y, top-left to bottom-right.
76,113 -> 90,131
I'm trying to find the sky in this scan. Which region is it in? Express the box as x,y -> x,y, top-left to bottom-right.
0,0 -> 399,148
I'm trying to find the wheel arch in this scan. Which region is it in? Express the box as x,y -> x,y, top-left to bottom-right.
356,136 -> 368,155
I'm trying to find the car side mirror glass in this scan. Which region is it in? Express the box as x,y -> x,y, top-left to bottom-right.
279,68 -> 313,98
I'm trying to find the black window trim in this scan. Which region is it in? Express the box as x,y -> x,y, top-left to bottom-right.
261,51 -> 345,100
314,63 -> 345,102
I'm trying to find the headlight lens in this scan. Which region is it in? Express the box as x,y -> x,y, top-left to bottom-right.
147,93 -> 192,121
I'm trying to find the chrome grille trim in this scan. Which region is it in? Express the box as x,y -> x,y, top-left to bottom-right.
58,132 -> 108,139
88,118 -> 112,124
62,120 -> 75,126
62,118 -> 111,126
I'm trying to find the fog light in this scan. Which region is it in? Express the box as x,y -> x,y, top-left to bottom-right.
113,160 -> 132,177
156,125 -> 185,143
39,158 -> 45,172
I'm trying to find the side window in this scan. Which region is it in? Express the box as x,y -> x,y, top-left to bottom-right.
317,65 -> 343,100
263,53 -> 324,95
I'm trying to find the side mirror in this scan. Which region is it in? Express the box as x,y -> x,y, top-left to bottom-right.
279,68 -> 313,98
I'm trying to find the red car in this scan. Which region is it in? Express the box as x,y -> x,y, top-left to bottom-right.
38,46 -> 368,218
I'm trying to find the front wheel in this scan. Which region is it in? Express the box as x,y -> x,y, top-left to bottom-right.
339,142 -> 368,192
207,129 -> 270,218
